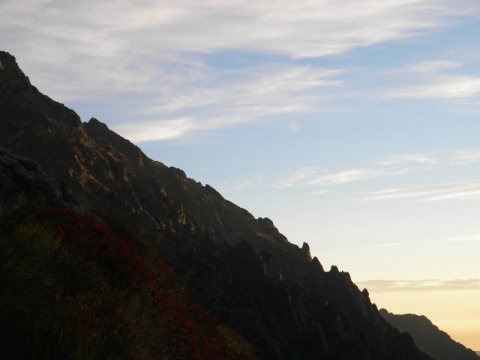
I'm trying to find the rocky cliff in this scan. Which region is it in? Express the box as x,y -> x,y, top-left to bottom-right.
0,50 -> 433,360
380,309 -> 479,360
0,147 -> 66,213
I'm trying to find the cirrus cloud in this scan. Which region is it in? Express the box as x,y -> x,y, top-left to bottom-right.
1,0 -> 479,142
2,0 -> 478,102
357,279 -> 480,292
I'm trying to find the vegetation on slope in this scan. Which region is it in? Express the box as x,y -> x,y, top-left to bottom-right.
0,204 -> 255,360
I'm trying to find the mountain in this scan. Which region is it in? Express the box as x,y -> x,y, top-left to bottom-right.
0,50 -> 434,359
380,309 -> 479,360
0,176 -> 256,359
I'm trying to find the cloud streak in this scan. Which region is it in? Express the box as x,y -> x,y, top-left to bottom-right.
63,3 -> 473,58
375,153 -> 437,167
266,151 -> 440,189
363,179 -> 480,202
4,0 -> 471,59
387,75 -> 480,100
382,60 -> 480,108
224,148 -> 480,196
112,65 -> 343,141
450,149 -> 480,165
269,167 -> 413,188
357,279 -> 480,292
2,0 -> 479,142
374,230 -> 480,247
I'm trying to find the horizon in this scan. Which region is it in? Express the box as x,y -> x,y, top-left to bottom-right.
2,0 -> 480,351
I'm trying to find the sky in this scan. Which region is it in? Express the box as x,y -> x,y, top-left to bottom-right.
1,0 -> 480,350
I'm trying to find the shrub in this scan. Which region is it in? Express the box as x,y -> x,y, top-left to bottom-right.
0,205 -> 255,359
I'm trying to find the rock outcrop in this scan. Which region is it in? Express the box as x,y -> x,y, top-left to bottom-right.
0,50 -> 433,359
380,309 -> 479,360
0,147 -> 78,215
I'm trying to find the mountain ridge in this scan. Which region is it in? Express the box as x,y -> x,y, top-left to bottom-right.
380,309 -> 479,360
0,50 -> 433,359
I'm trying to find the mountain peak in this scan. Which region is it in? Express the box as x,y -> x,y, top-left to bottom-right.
87,117 -> 109,129
0,50 -> 436,360
0,51 -> 32,92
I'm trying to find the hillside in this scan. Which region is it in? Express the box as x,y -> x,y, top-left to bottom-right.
0,206 -> 255,359
380,309 -> 479,360
0,50 -> 434,359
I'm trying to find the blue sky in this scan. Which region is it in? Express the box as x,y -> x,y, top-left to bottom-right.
2,0 -> 480,349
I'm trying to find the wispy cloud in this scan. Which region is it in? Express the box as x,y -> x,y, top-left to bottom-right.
113,117 -> 198,142
383,60 -> 480,108
403,60 -> 461,73
374,231 -> 480,247
387,75 -> 480,100
357,279 -> 480,292
152,66 -> 342,117
271,166 -> 413,190
267,151 -> 435,189
311,189 -> 330,196
4,1 -> 472,60
445,233 -> 480,243
225,148 -> 480,194
363,179 -> 480,202
112,65 -> 342,141
450,149 -> 480,165
375,153 -> 437,167
2,0 -> 479,140
360,149 -> 480,201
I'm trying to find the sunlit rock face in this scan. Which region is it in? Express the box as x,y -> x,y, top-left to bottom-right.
0,50 -> 435,360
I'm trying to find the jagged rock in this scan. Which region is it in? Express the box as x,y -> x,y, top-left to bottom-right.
0,147 -> 77,214
0,50 -> 435,360
380,309 -> 479,360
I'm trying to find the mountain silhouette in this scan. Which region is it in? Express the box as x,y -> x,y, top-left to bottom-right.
0,50 -> 435,359
380,309 -> 479,360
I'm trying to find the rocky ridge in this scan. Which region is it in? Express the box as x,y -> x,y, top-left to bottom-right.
0,50 -> 433,359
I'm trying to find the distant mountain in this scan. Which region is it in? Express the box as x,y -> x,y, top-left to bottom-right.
380,309 -> 479,360
0,50 -> 433,359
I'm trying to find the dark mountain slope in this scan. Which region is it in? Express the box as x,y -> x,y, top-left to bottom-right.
0,50 -> 432,359
0,146 -> 66,213
380,309 -> 479,360
0,199 -> 255,358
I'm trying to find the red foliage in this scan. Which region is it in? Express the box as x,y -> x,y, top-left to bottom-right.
28,205 -> 249,359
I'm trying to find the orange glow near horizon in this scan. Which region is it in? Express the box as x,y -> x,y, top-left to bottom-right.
369,289 -> 480,351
